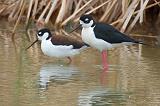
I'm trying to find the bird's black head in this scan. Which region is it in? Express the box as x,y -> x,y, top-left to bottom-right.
37,28 -> 52,40
80,14 -> 95,28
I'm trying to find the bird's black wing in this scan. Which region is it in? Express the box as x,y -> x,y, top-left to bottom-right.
94,23 -> 138,44
51,35 -> 86,49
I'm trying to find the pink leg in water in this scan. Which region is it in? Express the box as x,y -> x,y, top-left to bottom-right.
101,50 -> 109,71
67,57 -> 72,64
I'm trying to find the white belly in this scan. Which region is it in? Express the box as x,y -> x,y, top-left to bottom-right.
41,40 -> 80,57
81,27 -> 112,51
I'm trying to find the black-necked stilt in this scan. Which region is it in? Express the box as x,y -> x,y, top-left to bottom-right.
71,14 -> 143,70
27,28 -> 87,63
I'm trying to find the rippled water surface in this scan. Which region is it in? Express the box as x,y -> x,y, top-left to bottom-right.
0,22 -> 160,106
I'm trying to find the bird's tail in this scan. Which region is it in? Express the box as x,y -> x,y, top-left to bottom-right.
69,46 -> 87,56
79,45 -> 89,51
135,41 -> 151,46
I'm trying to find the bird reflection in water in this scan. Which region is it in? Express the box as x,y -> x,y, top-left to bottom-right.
100,70 -> 108,85
38,63 -> 79,90
78,87 -> 129,106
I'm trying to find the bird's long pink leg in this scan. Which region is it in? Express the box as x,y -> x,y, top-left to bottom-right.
67,57 -> 72,64
101,50 -> 109,71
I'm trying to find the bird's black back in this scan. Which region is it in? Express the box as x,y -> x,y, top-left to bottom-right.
51,35 -> 87,49
93,23 -> 138,44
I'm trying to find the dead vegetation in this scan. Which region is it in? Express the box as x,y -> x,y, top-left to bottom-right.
0,0 -> 159,35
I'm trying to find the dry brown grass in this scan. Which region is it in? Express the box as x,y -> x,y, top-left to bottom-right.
0,0 -> 159,34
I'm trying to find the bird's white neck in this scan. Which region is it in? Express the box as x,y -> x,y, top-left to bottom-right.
41,39 -> 52,52
81,27 -> 96,46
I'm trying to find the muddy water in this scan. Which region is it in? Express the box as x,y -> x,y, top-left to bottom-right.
0,23 -> 160,106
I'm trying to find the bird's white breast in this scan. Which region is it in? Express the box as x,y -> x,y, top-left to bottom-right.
81,27 -> 95,45
40,39 -> 80,57
81,27 -> 112,51
41,40 -> 56,56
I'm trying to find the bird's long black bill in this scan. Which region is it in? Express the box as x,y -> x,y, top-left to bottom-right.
69,24 -> 82,34
26,39 -> 38,50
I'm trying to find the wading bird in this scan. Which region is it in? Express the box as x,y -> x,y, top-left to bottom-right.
71,14 -> 143,71
27,28 -> 88,63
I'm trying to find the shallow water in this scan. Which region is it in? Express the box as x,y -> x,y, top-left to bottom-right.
1,23 -> 160,106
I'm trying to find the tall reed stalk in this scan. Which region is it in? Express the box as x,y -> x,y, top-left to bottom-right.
0,0 -> 159,33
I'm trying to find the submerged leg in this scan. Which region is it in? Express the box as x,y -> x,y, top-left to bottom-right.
67,57 -> 72,64
101,50 -> 109,71
100,70 -> 108,85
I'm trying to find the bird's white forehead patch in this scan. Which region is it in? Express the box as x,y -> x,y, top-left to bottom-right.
85,18 -> 89,21
38,31 -> 42,35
